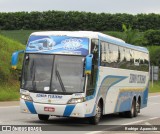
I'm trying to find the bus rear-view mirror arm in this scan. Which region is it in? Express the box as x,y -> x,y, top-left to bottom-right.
85,54 -> 93,75
11,50 -> 24,70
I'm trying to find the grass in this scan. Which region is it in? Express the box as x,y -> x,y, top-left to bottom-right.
0,82 -> 20,101
149,81 -> 160,93
0,34 -> 25,81
0,30 -> 143,45
0,30 -> 38,45
0,34 -> 25,101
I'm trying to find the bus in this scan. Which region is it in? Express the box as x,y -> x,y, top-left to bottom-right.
11,31 -> 149,125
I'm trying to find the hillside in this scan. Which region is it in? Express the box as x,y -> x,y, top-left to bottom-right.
0,35 -> 25,101
0,30 -> 36,45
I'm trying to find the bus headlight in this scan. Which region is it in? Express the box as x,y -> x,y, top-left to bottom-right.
21,94 -> 33,101
68,97 -> 85,104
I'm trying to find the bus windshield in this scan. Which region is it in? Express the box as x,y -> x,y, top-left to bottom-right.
21,54 -> 85,94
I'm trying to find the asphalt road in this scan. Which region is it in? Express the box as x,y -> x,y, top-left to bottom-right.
0,94 -> 160,134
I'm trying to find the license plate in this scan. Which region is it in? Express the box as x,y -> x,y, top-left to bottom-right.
44,107 -> 55,112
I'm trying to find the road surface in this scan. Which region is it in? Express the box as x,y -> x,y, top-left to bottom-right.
0,94 -> 160,134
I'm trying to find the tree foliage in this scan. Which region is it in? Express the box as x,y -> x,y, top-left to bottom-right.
143,30 -> 160,46
122,24 -> 139,44
0,11 -> 159,31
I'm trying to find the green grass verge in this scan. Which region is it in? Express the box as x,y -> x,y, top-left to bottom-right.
0,83 -> 20,101
0,34 -> 25,82
0,34 -> 25,101
0,30 -> 38,45
149,81 -> 160,93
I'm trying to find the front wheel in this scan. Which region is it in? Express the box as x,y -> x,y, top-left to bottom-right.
89,102 -> 102,125
38,114 -> 50,121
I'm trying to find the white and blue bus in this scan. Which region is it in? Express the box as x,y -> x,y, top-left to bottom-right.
11,31 -> 149,124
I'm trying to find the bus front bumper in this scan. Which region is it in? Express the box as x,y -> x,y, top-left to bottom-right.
20,99 -> 86,117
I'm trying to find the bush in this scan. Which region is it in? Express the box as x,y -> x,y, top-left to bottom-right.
144,30 -> 160,46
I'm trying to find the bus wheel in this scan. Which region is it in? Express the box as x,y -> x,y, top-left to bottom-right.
89,102 -> 102,125
38,114 -> 49,121
126,99 -> 136,118
135,99 -> 141,117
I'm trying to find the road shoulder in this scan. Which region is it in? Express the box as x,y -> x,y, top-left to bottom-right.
0,101 -> 19,106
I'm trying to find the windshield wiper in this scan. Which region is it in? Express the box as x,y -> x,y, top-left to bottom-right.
55,66 -> 66,92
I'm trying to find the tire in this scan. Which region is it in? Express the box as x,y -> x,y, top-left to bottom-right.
119,112 -> 125,117
89,102 -> 102,125
135,99 -> 141,116
125,99 -> 136,118
38,114 -> 49,121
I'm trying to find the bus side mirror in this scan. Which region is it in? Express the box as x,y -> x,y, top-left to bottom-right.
11,50 -> 24,70
85,54 -> 93,75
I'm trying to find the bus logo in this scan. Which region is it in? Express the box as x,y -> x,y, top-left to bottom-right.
28,38 -> 55,51
62,38 -> 83,50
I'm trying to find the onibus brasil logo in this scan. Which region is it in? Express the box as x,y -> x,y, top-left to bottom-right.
62,38 -> 83,50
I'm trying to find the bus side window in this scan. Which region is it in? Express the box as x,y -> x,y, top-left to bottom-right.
86,39 -> 99,96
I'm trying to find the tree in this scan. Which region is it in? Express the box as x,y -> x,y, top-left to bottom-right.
122,24 -> 139,45
144,30 -> 160,46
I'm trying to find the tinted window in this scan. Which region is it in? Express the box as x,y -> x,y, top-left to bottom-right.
100,41 -> 149,71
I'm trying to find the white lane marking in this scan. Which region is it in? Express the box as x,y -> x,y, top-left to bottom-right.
85,131 -> 103,134
0,106 -> 19,109
148,103 -> 160,105
122,120 -> 144,125
148,103 -> 160,106
149,95 -> 160,98
148,117 -> 159,120
122,117 -> 159,125
145,122 -> 151,125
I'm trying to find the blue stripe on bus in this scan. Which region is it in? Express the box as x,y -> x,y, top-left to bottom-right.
114,92 -> 132,112
143,84 -> 149,105
25,101 -> 37,114
86,75 -> 127,101
97,75 -> 127,102
63,105 -> 75,116
85,75 -> 127,117
114,82 -> 149,112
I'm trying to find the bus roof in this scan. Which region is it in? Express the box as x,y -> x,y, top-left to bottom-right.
31,31 -> 148,53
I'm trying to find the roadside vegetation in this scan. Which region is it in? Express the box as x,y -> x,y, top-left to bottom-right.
0,35 -> 24,101
0,11 -> 160,101
149,82 -> 160,93
0,30 -> 36,44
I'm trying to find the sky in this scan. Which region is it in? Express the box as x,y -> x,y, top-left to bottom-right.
0,0 -> 160,14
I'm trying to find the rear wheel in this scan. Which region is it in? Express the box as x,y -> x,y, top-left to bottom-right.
135,99 -> 141,116
125,99 -> 136,118
89,102 -> 102,125
38,114 -> 49,121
